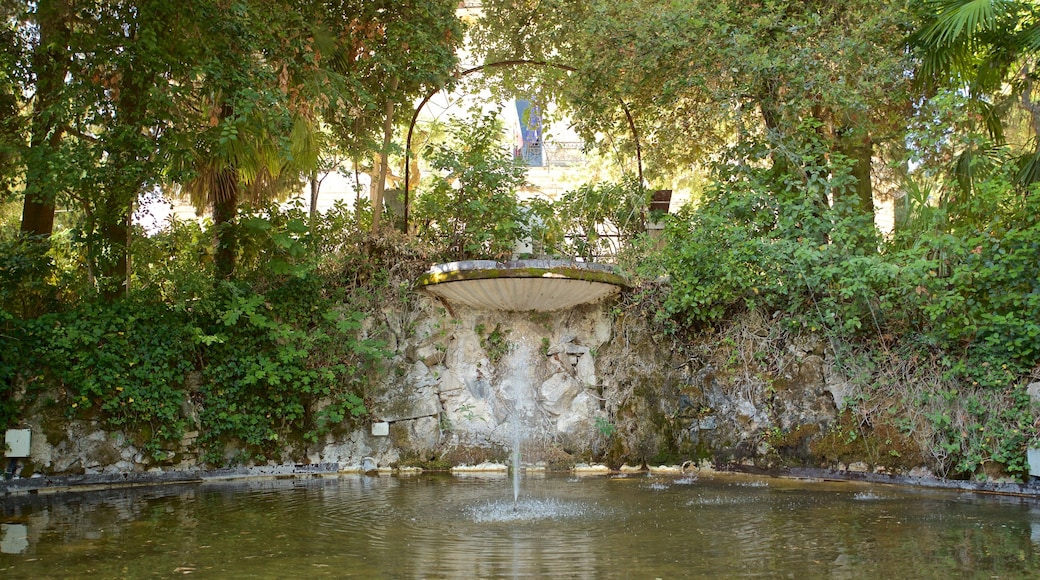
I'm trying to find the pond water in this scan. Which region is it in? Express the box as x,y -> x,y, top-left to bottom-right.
2,472 -> 1040,578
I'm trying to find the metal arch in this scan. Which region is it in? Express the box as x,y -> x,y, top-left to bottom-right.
402,59 -> 643,229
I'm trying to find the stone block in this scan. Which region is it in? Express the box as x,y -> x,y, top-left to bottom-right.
1027,382 -> 1040,404
540,373 -> 580,415
415,344 -> 445,367
4,429 -> 30,457
1029,448 -> 1040,478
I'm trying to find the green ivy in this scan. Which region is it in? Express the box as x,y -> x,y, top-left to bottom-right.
24,298 -> 196,457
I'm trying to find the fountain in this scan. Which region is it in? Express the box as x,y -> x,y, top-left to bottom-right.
415,259 -> 627,312
417,259 -> 629,510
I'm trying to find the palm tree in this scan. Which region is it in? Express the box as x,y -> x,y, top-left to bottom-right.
913,0 -> 1040,184
175,101 -> 319,280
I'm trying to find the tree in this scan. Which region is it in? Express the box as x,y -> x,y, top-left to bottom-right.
474,0 -> 919,234
0,2 -> 25,198
912,0 -> 1040,186
16,0 -> 74,239
2,0 -> 461,288
413,110 -> 528,260
6,1 -> 236,293
313,0 -> 462,236
76,0 -> 207,295
171,0 -> 462,278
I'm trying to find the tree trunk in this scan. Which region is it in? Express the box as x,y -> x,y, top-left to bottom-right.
371,76 -> 399,236
20,0 -> 73,237
888,140 -> 911,235
836,129 -> 875,218
100,208 -> 130,299
213,167 -> 239,280
100,26 -> 146,299
309,173 -> 319,220
1018,60 -> 1040,186
834,125 -> 878,253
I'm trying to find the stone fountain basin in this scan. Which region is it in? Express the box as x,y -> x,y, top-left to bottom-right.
416,260 -> 629,312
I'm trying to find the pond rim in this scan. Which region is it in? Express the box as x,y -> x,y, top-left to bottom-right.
4,462 -> 1039,500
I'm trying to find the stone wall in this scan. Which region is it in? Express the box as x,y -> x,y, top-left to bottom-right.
9,294 -> 852,476
299,296 -> 847,471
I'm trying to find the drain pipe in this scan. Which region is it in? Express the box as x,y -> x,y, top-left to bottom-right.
362,457 -> 378,473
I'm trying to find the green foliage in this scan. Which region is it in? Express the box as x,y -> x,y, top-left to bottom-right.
194,281 -> 381,458
475,322 -> 510,365
656,133 -> 1040,478
2,0 -> 462,295
0,235 -> 61,318
924,384 -> 1033,477
0,203 -> 390,464
475,0 -> 916,182
172,204 -> 388,460
413,109 -> 529,261
18,298 -> 196,457
594,416 -> 617,438
528,175 -> 648,260
657,128 -> 878,332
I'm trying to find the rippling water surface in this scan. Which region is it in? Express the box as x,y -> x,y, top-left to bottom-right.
3,472 -> 1040,578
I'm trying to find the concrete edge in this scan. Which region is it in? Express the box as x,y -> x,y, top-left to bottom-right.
4,462 -> 1040,499
719,464 -> 1040,498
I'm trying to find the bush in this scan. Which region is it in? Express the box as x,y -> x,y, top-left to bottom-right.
656,141 -> 1040,478
528,175 -> 649,260
412,109 -> 529,261
17,297 -> 195,457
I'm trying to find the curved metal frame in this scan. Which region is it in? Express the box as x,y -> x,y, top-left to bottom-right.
403,59 -> 643,228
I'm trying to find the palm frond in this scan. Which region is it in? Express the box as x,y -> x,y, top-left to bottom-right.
920,0 -> 1001,47
1016,143 -> 1040,186
1019,20 -> 1040,53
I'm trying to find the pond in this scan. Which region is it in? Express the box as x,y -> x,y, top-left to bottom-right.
2,472 -> 1040,578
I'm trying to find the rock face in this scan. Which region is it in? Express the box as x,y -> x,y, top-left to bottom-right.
353,299 -> 617,466
14,294 -> 843,475
304,296 -> 841,470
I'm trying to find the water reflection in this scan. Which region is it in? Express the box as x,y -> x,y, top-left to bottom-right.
1,524 -> 27,554
1,473 -> 1039,578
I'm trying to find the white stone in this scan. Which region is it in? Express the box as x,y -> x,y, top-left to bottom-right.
824,361 -> 855,411
415,344 -> 445,367
575,349 -> 597,386
540,373 -> 581,415
557,392 -> 599,437
373,377 -> 440,423
735,400 -> 758,421
908,466 -> 933,478
400,416 -> 440,449
451,462 -> 508,472
572,463 -> 610,473
1028,448 -> 1040,478
4,429 -> 30,457
648,465 -> 682,474
371,422 -> 390,437
1,524 -> 29,555
591,313 -> 613,346
1027,382 -> 1040,404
